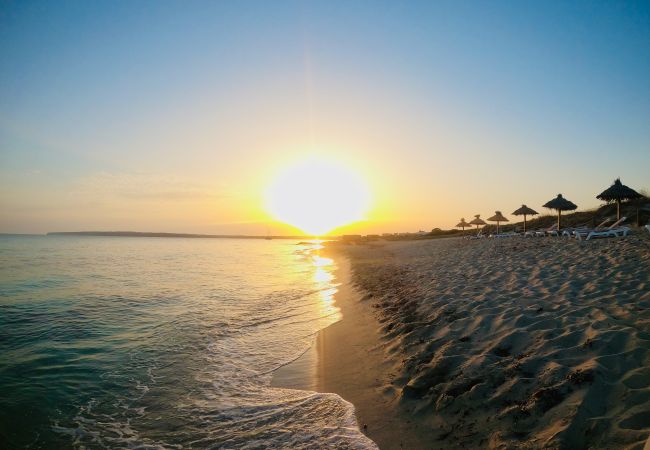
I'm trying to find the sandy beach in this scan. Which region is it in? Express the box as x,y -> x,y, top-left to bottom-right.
278,233 -> 650,449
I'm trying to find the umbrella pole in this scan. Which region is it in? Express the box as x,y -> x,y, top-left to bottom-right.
557,210 -> 561,231
617,199 -> 621,221
523,214 -> 527,233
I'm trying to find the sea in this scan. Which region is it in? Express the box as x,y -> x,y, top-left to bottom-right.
0,235 -> 376,449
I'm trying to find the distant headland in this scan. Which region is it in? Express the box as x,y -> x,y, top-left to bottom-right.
46,231 -> 306,239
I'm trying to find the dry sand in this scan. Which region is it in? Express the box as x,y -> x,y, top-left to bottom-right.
276,233 -> 650,449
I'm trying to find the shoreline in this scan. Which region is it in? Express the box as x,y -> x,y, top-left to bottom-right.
272,251 -> 427,449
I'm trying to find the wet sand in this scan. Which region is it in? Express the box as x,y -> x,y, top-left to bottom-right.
272,256 -> 426,449
275,233 -> 650,449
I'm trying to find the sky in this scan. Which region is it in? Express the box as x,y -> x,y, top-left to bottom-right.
1,0 -> 649,235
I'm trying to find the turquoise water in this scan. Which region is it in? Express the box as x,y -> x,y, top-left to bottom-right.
0,236 -> 375,449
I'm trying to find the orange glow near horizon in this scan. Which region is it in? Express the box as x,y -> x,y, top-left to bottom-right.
264,157 -> 371,236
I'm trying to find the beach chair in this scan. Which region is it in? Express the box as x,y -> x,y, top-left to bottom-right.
535,223 -> 557,237
525,223 -> 557,237
551,221 -> 594,237
583,226 -> 630,241
491,231 -> 519,238
467,229 -> 485,240
562,218 -> 611,237
542,223 -> 560,237
574,217 -> 626,241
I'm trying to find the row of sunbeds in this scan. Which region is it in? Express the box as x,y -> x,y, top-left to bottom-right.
467,217 -> 632,241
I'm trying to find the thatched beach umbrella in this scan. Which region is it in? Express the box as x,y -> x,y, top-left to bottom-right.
469,214 -> 486,232
512,205 -> 538,233
456,218 -> 471,235
596,178 -> 643,221
487,211 -> 509,235
543,194 -> 577,230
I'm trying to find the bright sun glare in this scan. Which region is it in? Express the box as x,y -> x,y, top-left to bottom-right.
265,157 -> 370,236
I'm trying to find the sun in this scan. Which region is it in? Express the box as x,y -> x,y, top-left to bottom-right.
264,157 -> 370,236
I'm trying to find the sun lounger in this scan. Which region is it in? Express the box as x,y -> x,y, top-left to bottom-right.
561,227 -> 587,237
540,223 -> 560,236
574,217 -> 627,240
582,226 -> 630,241
525,223 -> 557,237
467,229 -> 485,240
561,218 -> 611,237
554,222 -> 588,237
490,232 -> 519,238
646,224 -> 650,234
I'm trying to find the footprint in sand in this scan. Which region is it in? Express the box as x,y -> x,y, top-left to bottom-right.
618,410 -> 650,430
622,369 -> 650,390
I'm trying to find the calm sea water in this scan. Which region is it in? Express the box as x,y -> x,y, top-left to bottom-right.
0,236 -> 375,449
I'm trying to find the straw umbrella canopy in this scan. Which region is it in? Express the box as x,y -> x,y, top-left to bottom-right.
512,205 -> 538,233
455,218 -> 471,234
543,194 -> 577,230
469,214 -> 486,232
487,211 -> 509,235
596,178 -> 643,221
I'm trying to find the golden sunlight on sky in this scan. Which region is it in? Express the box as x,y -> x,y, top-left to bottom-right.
1,2 -> 648,235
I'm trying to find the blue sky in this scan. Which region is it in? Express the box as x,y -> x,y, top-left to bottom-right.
1,1 -> 649,234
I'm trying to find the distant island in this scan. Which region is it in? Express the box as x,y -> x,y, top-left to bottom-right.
46,231 -> 307,239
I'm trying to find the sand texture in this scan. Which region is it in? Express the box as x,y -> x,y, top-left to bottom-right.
335,233 -> 650,449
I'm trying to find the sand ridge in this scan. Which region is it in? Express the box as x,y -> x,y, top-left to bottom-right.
336,234 -> 650,449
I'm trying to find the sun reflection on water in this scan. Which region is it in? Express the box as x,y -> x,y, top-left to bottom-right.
307,244 -> 339,318
314,266 -> 333,285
